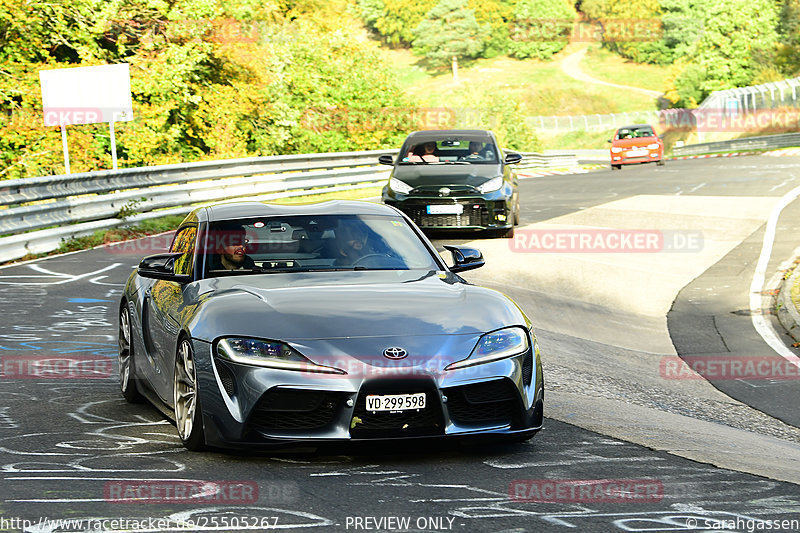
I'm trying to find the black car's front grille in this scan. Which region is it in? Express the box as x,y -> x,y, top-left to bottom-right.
400,200 -> 487,228
444,379 -> 518,426
350,380 -> 444,438
248,388 -> 343,431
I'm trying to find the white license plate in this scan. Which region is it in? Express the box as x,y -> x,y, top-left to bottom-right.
365,393 -> 426,412
427,204 -> 463,215
626,149 -> 648,157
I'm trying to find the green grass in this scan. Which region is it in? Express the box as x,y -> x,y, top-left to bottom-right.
581,45 -> 671,93
385,44 -> 661,118
792,267 -> 800,310
539,129 -> 617,151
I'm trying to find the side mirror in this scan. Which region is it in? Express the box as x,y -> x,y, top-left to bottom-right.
504,152 -> 522,165
378,155 -> 395,166
443,245 -> 484,273
138,252 -> 191,283
607,139 -> 612,143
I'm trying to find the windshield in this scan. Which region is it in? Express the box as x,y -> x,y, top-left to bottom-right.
615,127 -> 655,139
202,214 -> 440,277
399,137 -> 498,164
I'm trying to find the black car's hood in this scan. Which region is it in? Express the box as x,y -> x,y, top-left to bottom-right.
188,270 -> 526,343
393,164 -> 501,189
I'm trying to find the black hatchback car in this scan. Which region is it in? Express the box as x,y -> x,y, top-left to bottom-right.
379,130 -> 522,238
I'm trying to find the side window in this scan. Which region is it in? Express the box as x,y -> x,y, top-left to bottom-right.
171,226 -> 197,277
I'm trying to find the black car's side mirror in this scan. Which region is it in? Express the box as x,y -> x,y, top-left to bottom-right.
443,245 -> 485,273
378,155 -> 395,166
138,252 -> 191,283
504,152 -> 523,165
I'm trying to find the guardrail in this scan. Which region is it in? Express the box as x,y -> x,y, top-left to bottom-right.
0,149 -> 578,263
672,132 -> 800,156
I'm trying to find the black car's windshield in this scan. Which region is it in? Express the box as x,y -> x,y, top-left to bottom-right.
399,137 -> 498,165
203,214 -> 440,277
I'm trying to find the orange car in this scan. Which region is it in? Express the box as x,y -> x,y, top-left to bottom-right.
609,124 -> 664,170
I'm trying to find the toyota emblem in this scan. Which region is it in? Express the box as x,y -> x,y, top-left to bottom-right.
383,347 -> 408,360
439,187 -> 451,196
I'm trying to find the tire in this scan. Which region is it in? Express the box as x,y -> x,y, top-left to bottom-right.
611,164 -> 622,170
174,337 -> 206,451
118,304 -> 143,403
656,159 -> 665,166
495,226 -> 515,239
513,198 -> 520,226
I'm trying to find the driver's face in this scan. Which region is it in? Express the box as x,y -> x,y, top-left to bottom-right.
339,225 -> 367,254
219,232 -> 247,264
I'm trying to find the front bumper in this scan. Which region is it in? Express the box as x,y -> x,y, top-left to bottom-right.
611,149 -> 663,165
382,190 -> 513,231
191,339 -> 543,449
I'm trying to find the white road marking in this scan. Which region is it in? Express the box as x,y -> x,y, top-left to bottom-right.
749,185 -> 800,368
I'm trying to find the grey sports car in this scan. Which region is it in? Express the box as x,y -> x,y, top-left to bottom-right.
118,200 -> 544,450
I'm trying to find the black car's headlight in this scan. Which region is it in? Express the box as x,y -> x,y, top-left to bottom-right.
389,178 -> 413,194
445,327 -> 529,371
216,337 -> 345,374
477,176 -> 503,193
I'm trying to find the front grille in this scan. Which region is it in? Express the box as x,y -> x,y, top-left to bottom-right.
400,201 -> 487,228
350,380 -> 444,438
444,380 -> 517,426
248,389 -> 343,431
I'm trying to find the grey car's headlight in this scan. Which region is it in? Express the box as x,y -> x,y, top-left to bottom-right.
445,327 -> 529,371
389,178 -> 413,194
477,176 -> 503,193
216,337 -> 345,374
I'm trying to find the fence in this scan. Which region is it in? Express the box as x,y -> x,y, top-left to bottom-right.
672,132 -> 800,156
525,76 -> 800,135
0,150 -> 577,263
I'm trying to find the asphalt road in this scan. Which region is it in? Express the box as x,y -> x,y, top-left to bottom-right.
1,156 -> 800,532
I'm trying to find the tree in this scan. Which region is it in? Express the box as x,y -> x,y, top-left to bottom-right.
508,0 -> 577,60
412,0 -> 488,67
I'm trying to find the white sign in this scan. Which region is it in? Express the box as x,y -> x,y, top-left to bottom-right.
39,64 -> 133,127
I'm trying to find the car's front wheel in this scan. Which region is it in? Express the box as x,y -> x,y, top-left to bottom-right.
174,337 -> 206,451
611,164 -> 622,170
118,304 -> 142,403
656,159 -> 665,166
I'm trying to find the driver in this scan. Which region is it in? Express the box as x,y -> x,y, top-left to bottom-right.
333,220 -> 375,266
407,141 -> 439,163
212,223 -> 256,271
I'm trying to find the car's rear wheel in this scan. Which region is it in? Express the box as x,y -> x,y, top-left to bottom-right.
656,159 -> 665,166
174,338 -> 206,451
118,304 -> 142,403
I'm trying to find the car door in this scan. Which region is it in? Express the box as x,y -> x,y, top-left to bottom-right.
144,224 -> 198,400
